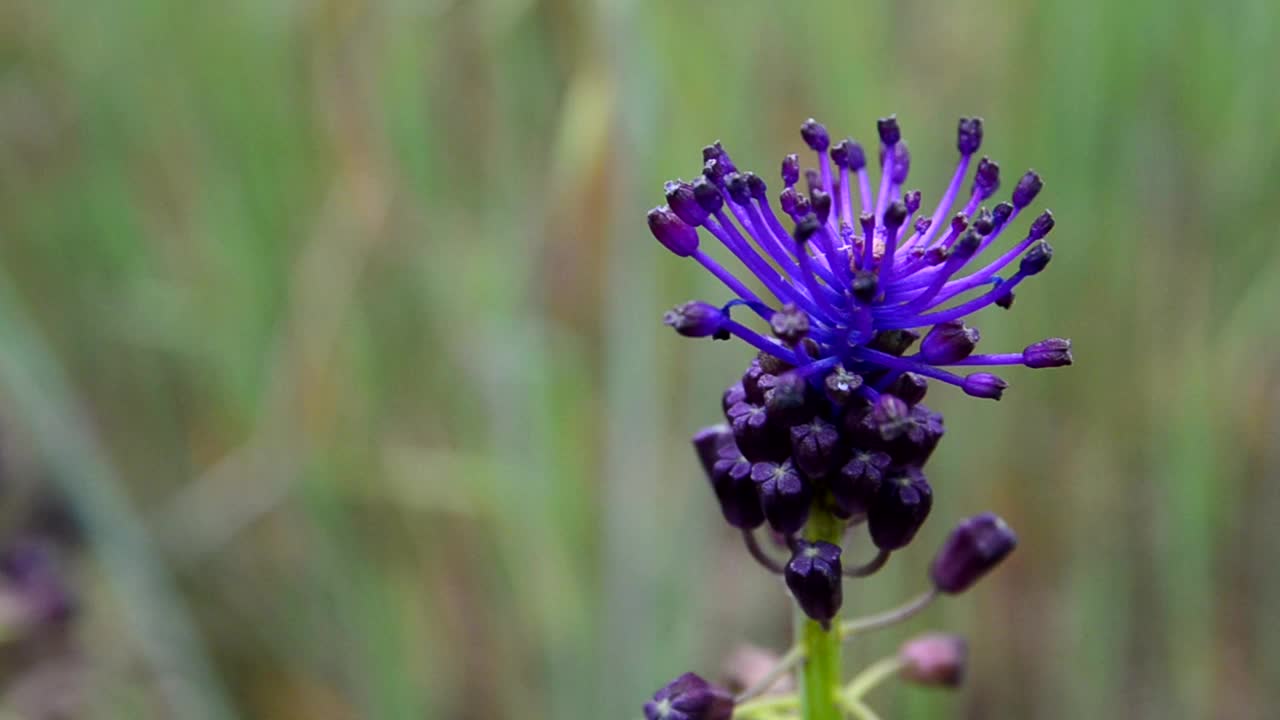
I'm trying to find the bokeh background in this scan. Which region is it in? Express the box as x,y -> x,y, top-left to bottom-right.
1,0 -> 1278,718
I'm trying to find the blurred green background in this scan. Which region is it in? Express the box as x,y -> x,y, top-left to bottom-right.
1,0 -> 1278,718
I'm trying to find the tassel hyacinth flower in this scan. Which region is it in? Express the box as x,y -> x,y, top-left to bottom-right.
642,116 -> 1072,720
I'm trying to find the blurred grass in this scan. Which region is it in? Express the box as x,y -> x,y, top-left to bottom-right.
1,0 -> 1279,718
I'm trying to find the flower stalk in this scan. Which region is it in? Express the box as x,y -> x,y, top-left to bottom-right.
797,506 -> 844,720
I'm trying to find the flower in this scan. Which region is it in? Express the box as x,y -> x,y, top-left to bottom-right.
785,539 -> 843,623
930,512 -> 1018,594
898,633 -> 968,688
643,673 -> 735,720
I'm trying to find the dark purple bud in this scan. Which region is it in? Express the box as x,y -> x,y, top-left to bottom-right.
886,372 -> 929,406
824,364 -> 864,405
915,217 -> 933,235
792,193 -> 812,218
889,142 -> 911,183
903,189 -> 922,216
794,215 -> 821,244
761,372 -> 814,427
785,540 -> 843,623
770,304 -> 810,344
692,424 -> 727,477
991,202 -> 1014,230
666,181 -> 708,226
925,246 -> 949,266
1023,338 -> 1073,368
852,270 -> 879,304
724,172 -> 751,205
663,301 -> 727,338
899,634 -> 967,688
957,117 -> 983,155
727,401 -> 774,460
757,351 -> 793,375
971,207 -> 994,236
741,360 -> 767,403
962,372 -> 1008,400
722,382 -> 746,414
883,201 -> 908,230
810,189 -> 832,224
1028,210 -> 1055,240
952,229 -> 982,259
877,115 -> 901,146
832,450 -> 890,517
779,186 -> 799,215
801,118 -> 830,152
859,212 -> 876,239
692,177 -> 724,214
868,329 -> 920,356
830,139 -> 855,168
648,206 -> 700,257
845,141 -> 867,171
745,172 -> 768,200
644,672 -> 735,720
884,404 -> 944,466
703,157 -> 729,186
868,469 -> 933,550
702,141 -> 736,174
1011,170 -> 1043,209
871,394 -> 912,441
707,434 -> 767,530
804,169 -> 822,197
972,157 -> 1000,200
995,288 -> 1015,309
920,320 -> 980,364
790,417 -> 841,478
781,154 -> 800,186
1019,240 -> 1053,275
930,512 -> 1017,594
751,459 -> 812,534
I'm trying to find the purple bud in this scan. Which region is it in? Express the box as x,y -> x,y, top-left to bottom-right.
971,207 -> 994,236
741,360 -> 768,403
810,189 -> 832,224
1028,210 -> 1055,240
781,154 -> 800,186
859,212 -> 876,239
751,459 -> 812,534
995,283 -> 1015,309
793,215 -> 821,244
757,351 -> 792,375
832,450 -> 890,517
884,404 -> 945,466
702,141 -> 736,174
644,672 -> 735,720
779,186 -> 799,215
727,401 -> 775,460
868,469 -> 933,550
962,372 -> 1008,400
889,142 -> 911,183
930,512 -> 1017,594
1019,240 -> 1053,275
648,206 -> 700,257
1011,170 -> 1043,209
745,172 -> 768,200
920,321 -> 980,364
886,372 -> 929,406
790,417 -> 841,478
665,181 -> 708,226
724,172 -> 751,204
761,371 -> 813,427
801,118 -> 830,151
867,329 -> 919,356
899,634 -> 968,688
830,139 -> 856,168
883,201 -> 908,231
769,303 -> 810,344
877,115 -> 901,146
952,229 -> 981,259
852,270 -> 879,304
915,217 -> 933,235
691,177 -> 724,214
1023,338 -> 1073,368
722,382 -> 746,414
804,169 -> 822,196
972,157 -> 1000,199
845,141 -> 867,171
903,189 -> 922,216
663,301 -> 727,338
705,433 -> 767,530
823,365 -> 864,405
703,157 -> 728,186
785,540 -> 843,623
871,393 -> 912,441
991,202 -> 1014,230
957,117 -> 983,155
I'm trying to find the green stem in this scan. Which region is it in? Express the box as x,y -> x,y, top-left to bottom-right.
797,506 -> 844,720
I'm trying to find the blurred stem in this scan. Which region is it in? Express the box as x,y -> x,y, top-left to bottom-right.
733,693 -> 799,718
843,656 -> 905,701
734,644 -> 804,703
838,589 -> 938,639
796,507 -> 843,720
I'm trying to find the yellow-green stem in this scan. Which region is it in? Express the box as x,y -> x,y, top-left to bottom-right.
797,505 -> 843,720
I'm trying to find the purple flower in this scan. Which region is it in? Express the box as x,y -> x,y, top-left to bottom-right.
643,672 -> 734,720
930,512 -> 1018,594
898,633 -> 968,688
785,539 -> 843,623
750,458 -> 812,534
650,116 -> 1069,403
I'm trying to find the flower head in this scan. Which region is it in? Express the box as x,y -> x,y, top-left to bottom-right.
643,672 -> 734,720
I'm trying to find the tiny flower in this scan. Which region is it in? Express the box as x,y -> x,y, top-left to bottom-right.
920,321 -> 981,365
886,372 -> 929,406
898,633 -> 968,688
643,672 -> 734,720
956,117 -> 984,155
790,417 -> 841,478
930,512 -> 1017,594
785,540 -> 843,623
751,458 -> 812,534
831,450 -> 890,516
823,364 -> 864,405
664,302 -> 728,339
1011,170 -> 1043,209
647,206 -> 698,257
665,181 -> 708,227
781,154 -> 800,186
962,373 -> 1008,400
868,469 -> 933,550
770,304 -> 810,344
1023,338 -> 1073,368
726,401 -> 784,462
801,118 -> 830,151
693,425 -> 765,530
